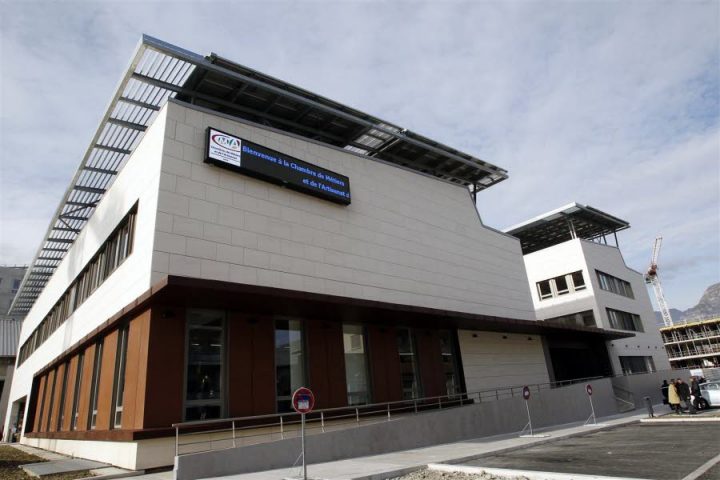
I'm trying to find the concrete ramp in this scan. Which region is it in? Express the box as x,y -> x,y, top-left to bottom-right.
22,458 -> 109,477
174,379 -> 618,480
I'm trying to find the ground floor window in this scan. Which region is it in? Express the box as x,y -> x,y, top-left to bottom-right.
275,319 -> 305,412
343,324 -> 371,405
619,356 -> 656,374
397,328 -> 421,400
439,330 -> 461,395
184,310 -> 225,421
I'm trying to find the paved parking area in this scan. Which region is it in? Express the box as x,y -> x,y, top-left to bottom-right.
460,422 -> 720,479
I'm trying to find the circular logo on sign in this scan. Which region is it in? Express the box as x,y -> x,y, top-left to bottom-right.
522,386 -> 531,400
211,132 -> 242,151
586,384 -> 593,396
292,387 -> 316,414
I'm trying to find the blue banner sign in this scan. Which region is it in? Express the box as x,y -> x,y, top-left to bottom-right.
205,128 -> 351,205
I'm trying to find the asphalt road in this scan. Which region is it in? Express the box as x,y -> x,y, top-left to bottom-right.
462,422 -> 720,479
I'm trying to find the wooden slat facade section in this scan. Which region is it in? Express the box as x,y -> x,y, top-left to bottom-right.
121,310 -> 151,430
415,329 -> 444,398
95,330 -> 119,430
76,344 -> 96,431
142,308 -> 184,428
32,375 -> 46,433
366,325 -> 402,403
49,363 -> 67,432
40,370 -> 56,433
227,314 -> 275,417
306,320 -> 347,409
61,356 -> 79,431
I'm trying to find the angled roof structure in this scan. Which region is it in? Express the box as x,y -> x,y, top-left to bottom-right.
504,203 -> 630,255
10,35 -> 508,316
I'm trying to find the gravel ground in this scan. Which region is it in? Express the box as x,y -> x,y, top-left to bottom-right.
389,469 -> 529,480
0,446 -> 92,480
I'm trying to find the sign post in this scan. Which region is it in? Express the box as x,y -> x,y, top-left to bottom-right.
519,386 -> 550,438
292,387 -> 315,480
583,383 -> 606,427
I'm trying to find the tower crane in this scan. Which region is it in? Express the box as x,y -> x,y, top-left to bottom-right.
645,236 -> 674,327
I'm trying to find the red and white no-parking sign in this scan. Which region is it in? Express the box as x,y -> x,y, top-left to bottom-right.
522,386 -> 531,400
586,384 -> 593,396
292,387 -> 315,414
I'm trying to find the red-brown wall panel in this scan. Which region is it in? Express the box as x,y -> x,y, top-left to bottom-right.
227,313 -> 254,417
415,330 -> 444,398
77,344 -> 96,431
60,356 -> 79,431
95,330 -> 119,430
122,310 -> 151,430
306,320 -> 347,409
49,364 -> 67,432
32,375 -> 46,433
367,326 -> 402,403
143,307 -> 185,428
251,317 -> 276,415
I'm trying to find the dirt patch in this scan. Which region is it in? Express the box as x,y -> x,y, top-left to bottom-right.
0,446 -> 92,480
389,469 -> 529,480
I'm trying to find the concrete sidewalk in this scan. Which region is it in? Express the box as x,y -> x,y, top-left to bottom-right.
174,406 -> 665,480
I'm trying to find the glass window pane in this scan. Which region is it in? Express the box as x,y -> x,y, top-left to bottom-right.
439,330 -> 461,396
537,280 -> 552,299
397,328 -> 421,400
555,276 -> 569,294
184,310 -> 225,421
343,324 -> 371,405
571,271 -> 585,290
275,319 -> 305,412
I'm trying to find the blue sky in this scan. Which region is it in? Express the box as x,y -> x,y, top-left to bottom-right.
0,1 -> 718,310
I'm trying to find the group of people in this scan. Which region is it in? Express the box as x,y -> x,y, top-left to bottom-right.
661,377 -> 705,414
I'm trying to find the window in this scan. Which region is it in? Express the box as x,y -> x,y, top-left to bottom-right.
45,372 -> 57,431
70,352 -> 84,430
275,319 -> 305,412
596,271 -> 634,298
88,342 -> 104,429
185,310 -> 225,421
56,363 -> 69,431
619,356 -> 656,374
607,308 -> 644,332
397,328 -> 421,400
439,330 -> 461,396
11,279 -> 21,294
545,310 -> 596,327
537,280 -> 552,300
111,326 -> 129,428
17,206 -> 137,366
343,324 -> 371,406
536,271 -> 586,301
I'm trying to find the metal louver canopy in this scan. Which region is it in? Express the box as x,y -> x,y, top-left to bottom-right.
10,35 -> 509,316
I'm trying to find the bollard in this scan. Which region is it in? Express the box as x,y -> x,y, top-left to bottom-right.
643,396 -> 654,418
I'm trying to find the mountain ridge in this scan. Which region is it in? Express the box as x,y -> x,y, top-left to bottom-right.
655,282 -> 720,326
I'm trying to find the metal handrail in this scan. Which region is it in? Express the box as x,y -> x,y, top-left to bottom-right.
172,375 -> 604,456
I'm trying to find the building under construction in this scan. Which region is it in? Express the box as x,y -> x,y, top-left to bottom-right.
660,317 -> 720,369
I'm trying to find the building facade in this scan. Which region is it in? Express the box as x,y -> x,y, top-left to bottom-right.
506,204 -> 670,377
4,38 -> 624,469
0,266 -> 27,439
660,318 -> 720,369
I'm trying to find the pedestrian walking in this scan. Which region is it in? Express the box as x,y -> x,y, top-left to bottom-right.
668,379 -> 681,414
676,379 -> 695,414
690,377 -> 702,411
661,380 -> 669,406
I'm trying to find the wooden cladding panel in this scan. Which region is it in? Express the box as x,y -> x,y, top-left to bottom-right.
227,314 -> 276,416
95,329 -> 119,430
76,344 -> 96,431
122,310 -> 151,430
143,308 -> 185,428
306,320 -> 347,409
61,355 -> 79,431
40,370 -> 56,433
251,317 -> 276,415
32,375 -> 47,433
415,330 -> 444,398
49,363 -> 67,432
367,325 -> 402,403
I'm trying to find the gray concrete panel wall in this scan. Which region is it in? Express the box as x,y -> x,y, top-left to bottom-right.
174,379 -> 616,480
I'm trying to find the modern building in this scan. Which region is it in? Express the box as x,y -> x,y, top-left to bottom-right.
660,317 -> 720,369
505,203 -> 670,377
4,37 -> 627,469
0,266 -> 27,439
